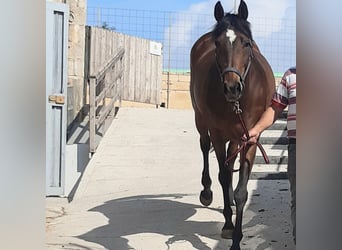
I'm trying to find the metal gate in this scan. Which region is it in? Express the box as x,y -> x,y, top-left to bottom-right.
46,2 -> 69,196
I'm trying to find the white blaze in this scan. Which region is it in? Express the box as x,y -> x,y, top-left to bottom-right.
226,29 -> 236,44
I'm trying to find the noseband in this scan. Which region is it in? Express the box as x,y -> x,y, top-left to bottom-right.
217,39 -> 253,91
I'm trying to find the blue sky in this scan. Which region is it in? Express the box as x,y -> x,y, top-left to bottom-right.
87,0 -> 295,20
87,0 -> 204,12
86,0 -> 296,73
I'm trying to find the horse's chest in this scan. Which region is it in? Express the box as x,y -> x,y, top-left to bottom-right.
208,112 -> 245,140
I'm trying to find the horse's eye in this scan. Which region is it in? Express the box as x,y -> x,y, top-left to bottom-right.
244,40 -> 252,48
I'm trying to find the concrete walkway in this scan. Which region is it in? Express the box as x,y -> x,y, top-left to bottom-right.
46,107 -> 295,250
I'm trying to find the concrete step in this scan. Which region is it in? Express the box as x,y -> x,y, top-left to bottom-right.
254,155 -> 287,164
259,129 -> 286,138
255,113 -> 289,166
235,163 -> 288,180
217,151 -> 287,165
258,143 -> 287,151
229,153 -> 288,179
268,121 -> 286,130
259,136 -> 288,145
252,164 -> 287,172
255,145 -> 287,156
249,171 -> 288,180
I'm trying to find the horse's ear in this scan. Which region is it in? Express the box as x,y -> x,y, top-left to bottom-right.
238,0 -> 248,20
214,1 -> 224,22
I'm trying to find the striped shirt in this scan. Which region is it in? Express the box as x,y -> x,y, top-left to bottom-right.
272,67 -> 296,139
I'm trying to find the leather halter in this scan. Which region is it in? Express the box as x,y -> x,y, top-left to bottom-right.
217,39 -> 253,92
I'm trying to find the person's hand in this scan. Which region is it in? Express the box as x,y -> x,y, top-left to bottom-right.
242,127 -> 261,144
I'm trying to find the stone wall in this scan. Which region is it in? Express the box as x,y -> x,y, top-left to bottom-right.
66,0 -> 87,127
122,73 -> 282,110
48,0 -> 87,128
158,73 -> 283,109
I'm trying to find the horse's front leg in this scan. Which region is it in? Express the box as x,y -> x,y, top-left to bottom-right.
227,142 -> 238,206
199,131 -> 212,206
230,144 -> 257,250
211,137 -> 235,239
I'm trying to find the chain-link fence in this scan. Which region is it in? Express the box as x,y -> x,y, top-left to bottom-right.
87,7 -> 295,75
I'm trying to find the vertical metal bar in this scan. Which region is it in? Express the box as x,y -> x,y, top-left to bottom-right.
83,26 -> 91,110
97,8 -> 101,27
89,77 -> 96,153
166,13 -> 171,109
119,55 -> 123,107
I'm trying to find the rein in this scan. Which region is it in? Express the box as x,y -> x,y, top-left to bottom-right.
225,101 -> 270,172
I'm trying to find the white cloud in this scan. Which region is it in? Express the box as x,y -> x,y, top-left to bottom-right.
166,0 -> 295,42
163,0 -> 295,69
247,0 -> 290,38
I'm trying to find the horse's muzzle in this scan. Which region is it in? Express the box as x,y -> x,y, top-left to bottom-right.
223,81 -> 243,102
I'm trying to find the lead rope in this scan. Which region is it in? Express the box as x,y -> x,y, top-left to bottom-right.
225,101 -> 270,172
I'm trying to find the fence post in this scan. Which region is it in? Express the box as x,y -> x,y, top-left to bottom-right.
166,13 -> 172,109
89,77 -> 96,153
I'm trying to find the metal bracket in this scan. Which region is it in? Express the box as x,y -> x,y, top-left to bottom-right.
233,101 -> 242,113
49,95 -> 65,104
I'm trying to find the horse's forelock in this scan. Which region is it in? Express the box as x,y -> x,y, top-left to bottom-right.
212,13 -> 252,40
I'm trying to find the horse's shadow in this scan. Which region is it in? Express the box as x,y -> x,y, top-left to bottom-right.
78,194 -> 229,250
78,187 -> 295,250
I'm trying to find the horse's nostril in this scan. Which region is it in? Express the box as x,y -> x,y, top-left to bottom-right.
229,86 -> 236,94
230,84 -> 242,94
229,86 -> 238,95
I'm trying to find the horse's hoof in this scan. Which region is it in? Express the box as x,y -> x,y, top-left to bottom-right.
221,228 -> 233,239
199,190 -> 213,206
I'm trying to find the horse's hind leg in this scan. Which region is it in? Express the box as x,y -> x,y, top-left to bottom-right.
195,115 -> 212,206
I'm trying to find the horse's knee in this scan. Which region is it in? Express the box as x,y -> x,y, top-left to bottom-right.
234,188 -> 248,205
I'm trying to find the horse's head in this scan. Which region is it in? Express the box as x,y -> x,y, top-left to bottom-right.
212,1 -> 253,102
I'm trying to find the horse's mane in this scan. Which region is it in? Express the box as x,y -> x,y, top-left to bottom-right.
212,13 -> 252,40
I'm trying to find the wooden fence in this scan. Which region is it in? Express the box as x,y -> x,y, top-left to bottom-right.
88,48 -> 124,153
85,26 -> 162,105
85,26 -> 162,153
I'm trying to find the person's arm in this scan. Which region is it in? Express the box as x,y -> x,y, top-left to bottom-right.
246,104 -> 284,144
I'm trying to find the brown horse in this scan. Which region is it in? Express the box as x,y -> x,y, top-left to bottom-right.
190,1 -> 275,249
